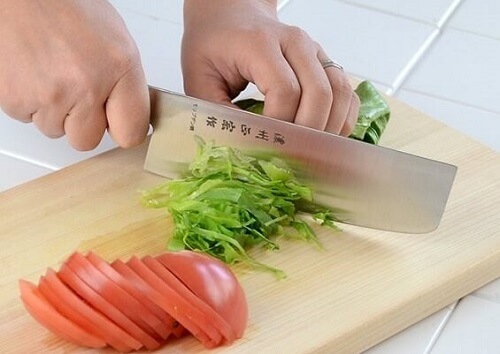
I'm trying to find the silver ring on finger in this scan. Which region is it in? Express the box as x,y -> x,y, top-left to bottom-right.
320,59 -> 344,72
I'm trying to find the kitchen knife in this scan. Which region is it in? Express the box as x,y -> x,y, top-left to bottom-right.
144,87 -> 457,234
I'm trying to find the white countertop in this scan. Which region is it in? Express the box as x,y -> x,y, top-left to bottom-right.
1,1 -> 499,353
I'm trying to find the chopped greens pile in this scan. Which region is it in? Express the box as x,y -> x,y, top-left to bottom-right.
143,80 -> 390,277
142,139 -> 339,277
235,80 -> 390,145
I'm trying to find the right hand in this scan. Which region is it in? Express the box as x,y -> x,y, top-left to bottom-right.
0,0 -> 150,150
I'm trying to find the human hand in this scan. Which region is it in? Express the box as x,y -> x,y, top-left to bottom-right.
0,0 -> 150,150
181,0 -> 359,136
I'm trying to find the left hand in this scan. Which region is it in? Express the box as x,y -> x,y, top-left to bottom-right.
181,0 -> 359,136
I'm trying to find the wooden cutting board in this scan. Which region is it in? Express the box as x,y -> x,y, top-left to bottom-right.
1,95 -> 499,354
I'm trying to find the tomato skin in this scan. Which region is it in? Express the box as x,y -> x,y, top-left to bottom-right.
126,256 -> 219,347
142,255 -> 236,343
110,258 -> 185,338
19,250 -> 248,352
86,251 -> 171,340
39,269 -> 131,352
19,279 -> 106,349
156,251 -> 248,338
58,263 -> 143,351
65,253 -> 161,350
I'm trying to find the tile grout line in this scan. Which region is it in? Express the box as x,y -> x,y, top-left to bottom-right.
0,149 -> 59,171
386,0 -> 465,97
423,301 -> 459,354
277,0 -> 293,12
334,0 -> 437,27
397,87 -> 500,116
385,29 -> 440,97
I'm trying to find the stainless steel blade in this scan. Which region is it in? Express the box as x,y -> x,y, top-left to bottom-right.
145,87 -> 457,234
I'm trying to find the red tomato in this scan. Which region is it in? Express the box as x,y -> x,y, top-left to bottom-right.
86,251 -> 172,340
19,250 -> 248,352
39,269 -> 132,352
65,253 -> 161,350
57,263 -> 143,351
110,258 -> 186,339
156,251 -> 248,338
19,279 -> 106,349
142,255 -> 236,343
126,256 -> 219,348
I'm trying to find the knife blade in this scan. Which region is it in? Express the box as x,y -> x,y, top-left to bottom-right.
144,86 -> 457,234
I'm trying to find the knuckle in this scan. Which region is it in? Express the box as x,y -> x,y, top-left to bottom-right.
38,86 -> 64,106
274,78 -> 301,100
108,39 -> 141,75
335,78 -> 354,103
285,26 -> 310,43
314,82 -> 334,105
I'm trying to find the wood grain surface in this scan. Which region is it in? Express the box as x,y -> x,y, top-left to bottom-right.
1,94 -> 499,354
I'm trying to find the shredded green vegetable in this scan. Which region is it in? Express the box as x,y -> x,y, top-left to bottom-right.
143,80 -> 390,277
142,138 -> 339,277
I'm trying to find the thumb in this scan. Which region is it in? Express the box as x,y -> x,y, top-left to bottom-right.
105,64 -> 150,148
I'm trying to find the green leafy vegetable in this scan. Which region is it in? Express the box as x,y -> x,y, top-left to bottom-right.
235,80 -> 390,145
349,81 -> 390,144
142,138 -> 339,277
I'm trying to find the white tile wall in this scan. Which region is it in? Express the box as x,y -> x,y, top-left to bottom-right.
448,0 -> 500,40
337,0 -> 458,24
1,0 -> 499,352
0,152 -> 51,191
279,1 -> 436,85
403,29 -> 500,114
430,297 -> 500,353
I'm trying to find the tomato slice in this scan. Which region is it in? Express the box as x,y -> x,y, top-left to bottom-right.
142,255 -> 236,344
39,269 -> 132,352
156,251 -> 248,338
85,252 -> 171,341
19,279 -> 106,349
57,263 -> 143,351
126,256 -> 219,347
110,259 -> 186,339
65,253 -> 161,350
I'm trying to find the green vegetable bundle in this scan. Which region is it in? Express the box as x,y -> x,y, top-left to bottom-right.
142,139 -> 338,277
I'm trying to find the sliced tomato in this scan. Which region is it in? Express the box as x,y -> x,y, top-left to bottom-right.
85,252 -> 171,341
156,251 -> 248,338
57,263 -> 143,351
65,253 -> 161,350
19,279 -> 106,349
142,255 -> 236,344
110,259 -> 186,339
39,269 -> 133,352
126,256 -> 219,347
19,250 -> 248,352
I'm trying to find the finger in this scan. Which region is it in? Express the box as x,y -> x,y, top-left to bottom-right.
321,58 -> 355,135
105,64 -> 150,148
243,45 -> 300,123
63,101 -> 107,151
0,99 -> 35,123
339,92 -> 360,137
31,104 -> 71,138
282,32 -> 332,130
182,68 -> 237,108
